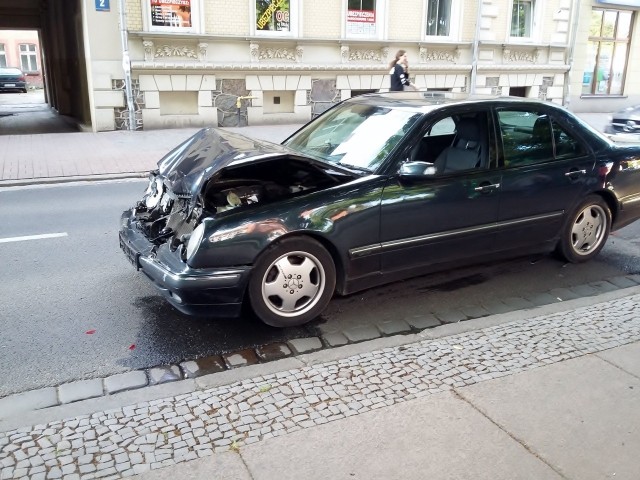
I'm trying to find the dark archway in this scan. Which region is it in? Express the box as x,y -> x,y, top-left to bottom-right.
0,0 -> 91,133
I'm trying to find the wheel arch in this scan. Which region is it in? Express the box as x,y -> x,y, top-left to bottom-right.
592,189 -> 619,224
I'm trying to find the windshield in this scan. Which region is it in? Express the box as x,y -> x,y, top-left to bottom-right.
283,102 -> 422,172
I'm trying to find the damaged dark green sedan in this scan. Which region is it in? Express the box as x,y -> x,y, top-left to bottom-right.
120,92 -> 640,327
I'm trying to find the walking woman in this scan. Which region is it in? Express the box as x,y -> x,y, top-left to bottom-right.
389,49 -> 416,91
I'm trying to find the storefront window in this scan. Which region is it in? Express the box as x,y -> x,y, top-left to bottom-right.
582,9 -> 633,95
0,44 -> 6,68
144,0 -> 200,33
346,0 -> 380,38
254,0 -> 297,36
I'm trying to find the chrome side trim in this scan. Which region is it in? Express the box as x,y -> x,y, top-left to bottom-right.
349,211 -> 564,258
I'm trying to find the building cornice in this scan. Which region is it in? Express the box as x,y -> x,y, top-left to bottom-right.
129,62 -> 474,72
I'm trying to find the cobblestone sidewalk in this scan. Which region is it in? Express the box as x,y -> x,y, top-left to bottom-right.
1,294 -> 639,480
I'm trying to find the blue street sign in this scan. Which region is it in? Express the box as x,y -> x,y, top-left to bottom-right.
95,0 -> 110,11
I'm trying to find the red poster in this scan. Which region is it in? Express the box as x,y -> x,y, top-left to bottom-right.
347,9 -> 376,23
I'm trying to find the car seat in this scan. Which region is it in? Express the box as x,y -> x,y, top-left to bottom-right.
434,118 -> 483,173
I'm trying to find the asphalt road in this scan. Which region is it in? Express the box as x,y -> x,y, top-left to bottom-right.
0,180 -> 314,397
1,180 -> 640,397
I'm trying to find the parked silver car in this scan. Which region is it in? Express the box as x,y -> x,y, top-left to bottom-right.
604,105 -> 640,142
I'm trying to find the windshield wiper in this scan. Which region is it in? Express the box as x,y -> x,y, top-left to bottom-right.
339,163 -> 373,174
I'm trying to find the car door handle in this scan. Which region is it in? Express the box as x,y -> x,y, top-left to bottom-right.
474,183 -> 501,192
565,169 -> 586,177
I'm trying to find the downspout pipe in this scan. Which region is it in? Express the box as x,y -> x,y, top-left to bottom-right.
118,0 -> 136,130
564,0 -> 582,109
470,0 -> 482,94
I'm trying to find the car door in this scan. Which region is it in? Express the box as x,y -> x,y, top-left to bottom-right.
494,107 -> 596,249
378,108 -> 502,275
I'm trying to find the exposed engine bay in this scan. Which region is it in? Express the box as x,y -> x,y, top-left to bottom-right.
131,157 -> 355,254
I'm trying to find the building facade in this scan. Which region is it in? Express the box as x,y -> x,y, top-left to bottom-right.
81,0 -> 640,131
0,29 -> 43,88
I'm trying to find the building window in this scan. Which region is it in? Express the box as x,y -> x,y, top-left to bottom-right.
510,0 -> 534,38
19,44 -> 38,72
345,0 -> 385,39
582,9 -> 633,96
143,0 -> 201,33
425,0 -> 451,36
254,0 -> 298,36
0,44 -> 6,67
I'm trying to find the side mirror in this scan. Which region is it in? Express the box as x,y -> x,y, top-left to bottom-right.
399,161 -> 437,177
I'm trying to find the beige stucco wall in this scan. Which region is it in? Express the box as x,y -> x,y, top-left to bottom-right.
83,4 -> 126,131
387,0 -> 423,41
125,0 -> 143,31
303,0 -> 342,38
205,0 -> 250,35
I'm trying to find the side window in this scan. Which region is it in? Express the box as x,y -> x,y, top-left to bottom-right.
410,116 -> 456,164
498,110 -> 553,167
428,117 -> 456,136
552,119 -> 586,159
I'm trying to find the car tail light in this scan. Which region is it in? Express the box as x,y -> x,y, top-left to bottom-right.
18,75 -> 25,82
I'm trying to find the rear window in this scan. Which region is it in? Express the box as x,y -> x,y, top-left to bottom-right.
0,68 -> 22,75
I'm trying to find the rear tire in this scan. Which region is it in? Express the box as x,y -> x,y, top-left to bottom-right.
558,195 -> 611,263
248,237 -> 336,327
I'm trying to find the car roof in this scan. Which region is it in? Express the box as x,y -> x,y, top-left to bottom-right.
346,91 -> 565,114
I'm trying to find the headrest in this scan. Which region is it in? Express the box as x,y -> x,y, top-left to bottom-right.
456,118 -> 480,142
532,116 -> 551,138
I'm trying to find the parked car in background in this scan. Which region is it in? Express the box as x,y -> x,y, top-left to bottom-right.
120,92 -> 640,327
0,67 -> 27,93
604,104 -> 640,142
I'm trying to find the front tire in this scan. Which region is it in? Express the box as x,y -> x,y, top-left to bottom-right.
558,195 -> 611,263
248,236 -> 336,327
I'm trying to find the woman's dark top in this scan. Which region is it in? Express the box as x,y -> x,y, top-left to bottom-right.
389,63 -> 410,91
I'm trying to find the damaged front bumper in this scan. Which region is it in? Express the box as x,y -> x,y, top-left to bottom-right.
119,210 -> 251,317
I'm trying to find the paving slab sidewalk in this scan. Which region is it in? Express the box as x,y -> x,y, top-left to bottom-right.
0,124 -> 303,185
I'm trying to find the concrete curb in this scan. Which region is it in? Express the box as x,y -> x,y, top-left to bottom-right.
0,172 -> 147,188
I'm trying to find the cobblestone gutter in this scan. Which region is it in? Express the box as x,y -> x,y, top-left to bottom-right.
2,274 -> 637,417
1,294 -> 639,479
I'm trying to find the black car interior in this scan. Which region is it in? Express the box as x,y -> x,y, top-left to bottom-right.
410,113 -> 489,174
433,118 -> 485,173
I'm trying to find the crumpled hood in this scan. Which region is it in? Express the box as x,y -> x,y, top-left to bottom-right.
156,127 -> 297,196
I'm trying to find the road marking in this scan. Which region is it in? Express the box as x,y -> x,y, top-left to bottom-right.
0,232 -> 68,244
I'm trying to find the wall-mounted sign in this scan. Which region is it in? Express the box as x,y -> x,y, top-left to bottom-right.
95,0 -> 110,11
